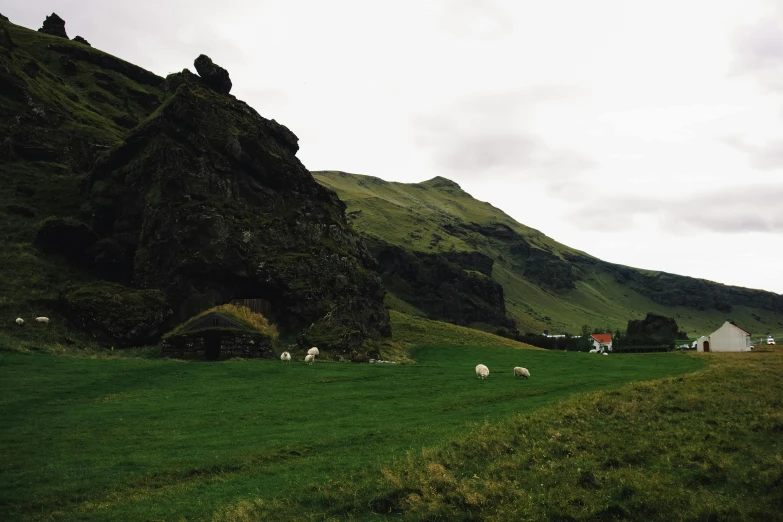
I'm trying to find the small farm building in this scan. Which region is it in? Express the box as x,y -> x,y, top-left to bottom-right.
591,333 -> 612,352
162,305 -> 276,360
697,321 -> 751,353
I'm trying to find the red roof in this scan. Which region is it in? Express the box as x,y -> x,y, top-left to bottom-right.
591,333 -> 612,344
729,322 -> 750,335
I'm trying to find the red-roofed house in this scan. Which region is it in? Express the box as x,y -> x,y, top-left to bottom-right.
698,321 -> 751,352
591,333 -> 612,353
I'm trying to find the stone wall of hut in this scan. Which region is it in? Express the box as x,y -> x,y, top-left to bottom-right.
162,330 -> 273,360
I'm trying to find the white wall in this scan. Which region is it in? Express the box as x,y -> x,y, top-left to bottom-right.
708,321 -> 751,352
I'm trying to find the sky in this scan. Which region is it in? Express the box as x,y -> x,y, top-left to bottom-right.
4,0 -> 783,294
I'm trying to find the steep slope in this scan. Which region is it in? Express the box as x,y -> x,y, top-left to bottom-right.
313,171 -> 783,336
0,15 -> 389,354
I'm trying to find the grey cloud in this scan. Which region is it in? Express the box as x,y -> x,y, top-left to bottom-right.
723,136 -> 783,170
733,10 -> 783,91
414,90 -> 596,183
570,185 -> 783,234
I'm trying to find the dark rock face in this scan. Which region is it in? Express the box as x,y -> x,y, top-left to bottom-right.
59,282 -> 173,347
34,217 -> 99,261
38,13 -> 68,39
193,54 -> 232,94
83,70 -> 389,354
371,241 -> 514,329
73,35 -> 91,46
47,43 -> 164,87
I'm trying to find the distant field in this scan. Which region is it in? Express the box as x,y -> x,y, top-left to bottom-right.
0,345 -> 704,521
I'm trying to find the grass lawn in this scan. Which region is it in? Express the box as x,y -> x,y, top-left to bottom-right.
0,346 -> 704,521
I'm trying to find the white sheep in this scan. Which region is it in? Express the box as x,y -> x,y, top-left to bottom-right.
305,354 -> 315,365
475,364 -> 489,380
603,352 -> 608,356
589,348 -> 597,354
514,367 -> 530,379
15,317 -> 24,326
35,317 -> 49,324
307,347 -> 319,357
280,352 -> 291,364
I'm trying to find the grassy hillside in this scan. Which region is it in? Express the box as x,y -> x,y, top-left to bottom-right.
314,171 -> 783,338
1,341 -> 704,520
0,15 -> 164,343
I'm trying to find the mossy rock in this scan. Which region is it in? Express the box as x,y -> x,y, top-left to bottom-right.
59,282 -> 172,347
34,217 -> 98,261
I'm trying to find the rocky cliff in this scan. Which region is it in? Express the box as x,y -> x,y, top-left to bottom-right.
1,14 -> 389,353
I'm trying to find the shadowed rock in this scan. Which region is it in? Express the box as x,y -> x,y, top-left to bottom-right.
38,13 -> 68,39
83,68 -> 389,354
73,35 -> 91,46
194,54 -> 232,94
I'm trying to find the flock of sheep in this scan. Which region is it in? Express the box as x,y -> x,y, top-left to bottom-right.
280,349 -> 532,382
280,346 -> 319,365
475,364 -> 531,380
14,316 -> 49,326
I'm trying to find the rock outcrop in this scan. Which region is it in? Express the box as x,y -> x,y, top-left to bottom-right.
38,13 -> 68,39
193,54 -> 232,94
82,63 -> 390,354
370,241 -> 514,330
73,35 -> 91,46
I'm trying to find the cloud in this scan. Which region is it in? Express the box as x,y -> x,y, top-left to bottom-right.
413,89 -> 596,184
733,8 -> 783,92
723,136 -> 783,170
569,184 -> 783,234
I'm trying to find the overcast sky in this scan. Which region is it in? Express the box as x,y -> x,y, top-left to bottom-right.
4,0 -> 783,294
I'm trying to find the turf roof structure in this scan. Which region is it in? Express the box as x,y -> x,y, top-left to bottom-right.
161,304 -> 277,361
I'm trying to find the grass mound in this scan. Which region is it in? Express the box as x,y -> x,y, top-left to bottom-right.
163,303 -> 279,343
389,310 -> 537,351
358,352 -> 783,520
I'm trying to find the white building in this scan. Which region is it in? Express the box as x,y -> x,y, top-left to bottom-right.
697,322 -> 751,352
590,333 -> 612,353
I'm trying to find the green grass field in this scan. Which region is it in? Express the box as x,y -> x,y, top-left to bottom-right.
1,343 -> 705,521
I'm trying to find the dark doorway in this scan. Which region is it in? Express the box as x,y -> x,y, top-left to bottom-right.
703,341 -> 710,353
204,332 -> 221,361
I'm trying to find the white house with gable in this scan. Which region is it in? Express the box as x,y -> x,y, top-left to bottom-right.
697,321 -> 751,352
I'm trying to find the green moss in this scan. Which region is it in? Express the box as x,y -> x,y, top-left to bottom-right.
163,304 -> 279,342
59,282 -> 171,347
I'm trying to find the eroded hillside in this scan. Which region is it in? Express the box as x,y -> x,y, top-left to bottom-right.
313,171 -> 783,335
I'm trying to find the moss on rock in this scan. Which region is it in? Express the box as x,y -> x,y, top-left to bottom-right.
59,281 -> 172,347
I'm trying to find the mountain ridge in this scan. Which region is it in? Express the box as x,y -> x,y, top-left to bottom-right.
313,170 -> 783,336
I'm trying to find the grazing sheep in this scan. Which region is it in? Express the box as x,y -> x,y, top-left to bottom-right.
475,364 -> 489,380
514,366 -> 530,379
15,317 -> 24,326
603,352 -> 608,356
589,348 -> 597,354
305,354 -> 315,365
35,317 -> 49,324
307,347 -> 319,357
280,352 -> 291,364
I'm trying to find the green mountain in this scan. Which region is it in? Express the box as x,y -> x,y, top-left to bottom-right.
0,14 -> 389,354
313,171 -> 783,337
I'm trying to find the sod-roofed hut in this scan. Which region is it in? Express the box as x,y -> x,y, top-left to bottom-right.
162,304 -> 277,360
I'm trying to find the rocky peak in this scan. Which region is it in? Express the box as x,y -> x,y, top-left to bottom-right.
194,54 -> 232,94
83,66 -> 389,354
73,35 -> 91,46
38,13 -> 68,39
